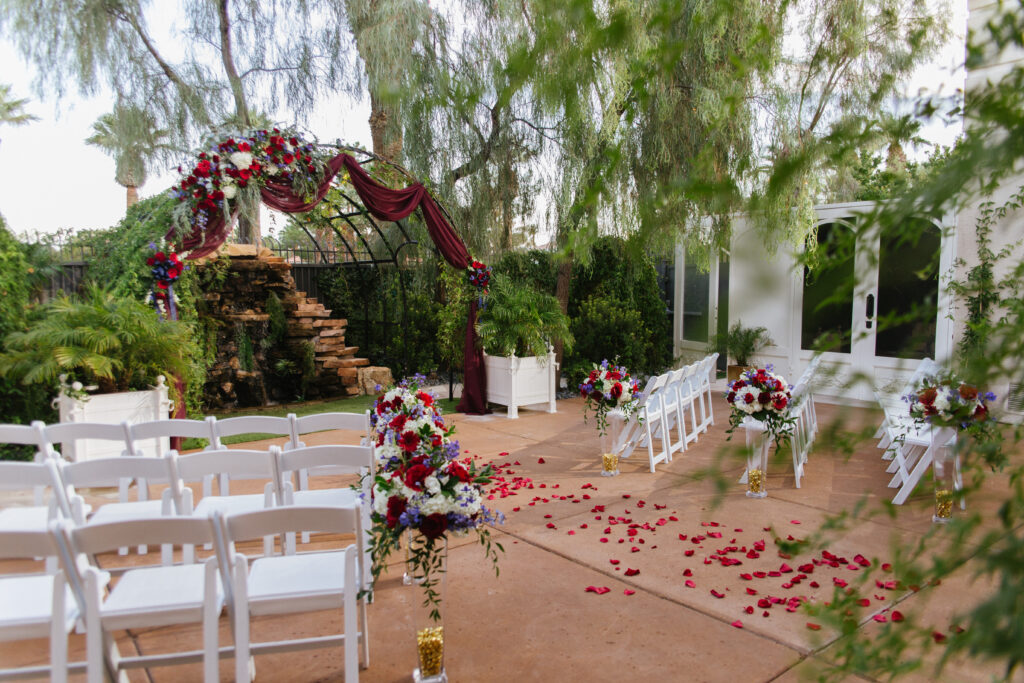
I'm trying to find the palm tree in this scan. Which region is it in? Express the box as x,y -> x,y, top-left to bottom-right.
86,105 -> 173,209
875,112 -> 929,176
0,83 -> 38,145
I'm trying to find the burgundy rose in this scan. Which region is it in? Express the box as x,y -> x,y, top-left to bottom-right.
389,413 -> 408,431
590,390 -> 604,402
404,463 -> 433,491
743,392 -> 755,404
959,384 -> 978,400
758,391 -> 772,404
399,430 -> 421,453
974,404 -> 989,421
420,513 -> 449,540
727,391 -> 737,403
919,387 -> 937,405
385,496 -> 407,529
610,382 -> 623,399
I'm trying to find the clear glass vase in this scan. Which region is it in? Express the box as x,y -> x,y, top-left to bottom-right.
410,534 -> 448,683
932,429 -> 958,524
599,408 -> 626,476
745,427 -> 769,498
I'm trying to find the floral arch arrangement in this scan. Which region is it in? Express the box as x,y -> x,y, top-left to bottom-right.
163,127 -> 489,414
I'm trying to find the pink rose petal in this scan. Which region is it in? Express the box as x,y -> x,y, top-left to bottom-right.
731,620 -> 744,629
685,580 -> 696,588
710,589 -> 725,599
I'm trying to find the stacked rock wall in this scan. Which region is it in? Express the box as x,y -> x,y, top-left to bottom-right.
199,249 -> 368,408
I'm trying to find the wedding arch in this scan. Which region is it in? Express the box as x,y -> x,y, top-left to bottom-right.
165,133 -> 488,415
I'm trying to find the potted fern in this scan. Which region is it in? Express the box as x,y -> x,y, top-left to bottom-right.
0,286 -> 191,460
476,275 -> 573,418
716,321 -> 773,382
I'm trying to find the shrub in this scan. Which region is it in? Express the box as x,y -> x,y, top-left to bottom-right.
493,249 -> 558,295
477,274 -> 573,358
565,295 -> 650,390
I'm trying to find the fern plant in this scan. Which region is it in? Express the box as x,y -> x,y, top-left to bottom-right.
715,321 -> 773,366
476,274 -> 573,358
0,285 -> 192,393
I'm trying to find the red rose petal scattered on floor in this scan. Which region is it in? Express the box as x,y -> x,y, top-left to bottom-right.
881,563 -> 892,571
546,522 -> 556,529
544,514 -> 552,518
809,581 -> 820,588
585,586 -> 611,594
763,611 -> 770,617
710,590 -> 725,599
740,573 -> 753,581
790,520 -> 801,524
746,588 -> 758,595
683,569 -> 693,577
631,546 -> 640,553
753,571 -> 767,578
744,605 -> 754,614
537,458 -> 545,464
624,589 -> 636,596
731,620 -> 743,629
580,524 -> 588,529
872,614 -> 888,623
624,568 -> 640,577
833,578 -> 848,588
757,598 -> 771,608
854,554 -> 871,567
567,530 -> 575,535
857,598 -> 871,607
512,507 -> 520,512
781,582 -> 793,589
779,563 -> 793,573
932,631 -> 947,643
685,580 -> 696,588
600,538 -> 609,543
622,494 -> 631,499
807,623 -> 821,631
891,611 -> 904,622
684,550 -> 695,557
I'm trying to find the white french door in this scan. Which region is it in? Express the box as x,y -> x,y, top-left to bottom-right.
793,203 -> 955,402
674,245 -> 721,362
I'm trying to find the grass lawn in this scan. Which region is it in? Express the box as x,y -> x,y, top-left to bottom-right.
182,392 -> 461,449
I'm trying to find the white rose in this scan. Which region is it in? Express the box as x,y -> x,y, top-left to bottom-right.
424,475 -> 441,495
934,393 -> 950,412
222,183 -> 237,199
229,151 -> 253,169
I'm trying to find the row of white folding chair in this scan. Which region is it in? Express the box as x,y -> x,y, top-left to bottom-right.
617,354 -> 718,472
20,505 -> 368,682
872,390 -> 963,506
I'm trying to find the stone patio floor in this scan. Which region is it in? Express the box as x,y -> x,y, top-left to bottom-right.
2,396 -> 1021,682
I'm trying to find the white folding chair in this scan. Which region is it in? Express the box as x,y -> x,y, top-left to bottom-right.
57,454 -> 180,558
660,368 -> 691,461
0,528 -> 80,683
130,417 -> 219,457
170,448 -> 281,554
639,373 -> 671,472
208,415 -> 292,497
215,506 -> 369,683
286,411 -> 372,496
678,363 -> 704,438
617,374 -> 667,472
0,421 -> 49,461
277,444 -> 374,586
42,421 -> 134,464
698,354 -> 718,431
0,459 -> 70,533
58,517 -> 224,683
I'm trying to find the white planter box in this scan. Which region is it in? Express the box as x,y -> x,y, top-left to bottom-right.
54,376 -> 173,461
484,351 -> 558,419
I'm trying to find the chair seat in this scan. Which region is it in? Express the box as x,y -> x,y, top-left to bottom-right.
290,488 -> 360,508
248,551 -> 350,616
0,575 -> 77,637
102,564 -> 223,630
193,493 -> 270,517
88,499 -> 167,525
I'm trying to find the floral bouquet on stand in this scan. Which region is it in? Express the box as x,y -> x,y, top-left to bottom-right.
466,260 -> 492,306
580,360 -> 642,476
145,242 -> 186,320
725,366 -> 794,497
905,376 -> 996,523
365,376 -> 503,682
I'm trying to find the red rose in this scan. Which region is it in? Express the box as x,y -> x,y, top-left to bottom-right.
610,382 -> 623,399
238,168 -> 251,181
376,432 -> 385,447
447,460 -> 473,483
417,391 -> 434,407
389,414 -> 408,431
146,256 -> 156,266
238,141 -> 250,152
958,384 -> 979,400
590,390 -> 604,402
727,391 -> 736,403
385,496 -> 407,529
404,463 -> 433,490
282,153 -> 294,165
743,393 -> 755,404
420,513 -> 449,540
772,397 -> 788,411
398,431 -> 421,453
919,387 -> 937,405
758,391 -> 772,404
608,370 -> 621,380
430,433 -> 443,447
733,380 -> 746,389
974,404 -> 988,421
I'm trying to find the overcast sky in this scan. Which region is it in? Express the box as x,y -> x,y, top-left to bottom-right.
0,2 -> 966,239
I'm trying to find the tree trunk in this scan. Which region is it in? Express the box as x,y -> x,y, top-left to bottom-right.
553,255 -> 573,389
126,185 -> 139,209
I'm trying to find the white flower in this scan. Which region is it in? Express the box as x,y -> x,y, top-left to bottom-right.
418,493 -> 451,516
424,475 -> 441,495
934,392 -> 950,412
229,151 -> 254,169
222,183 -> 237,199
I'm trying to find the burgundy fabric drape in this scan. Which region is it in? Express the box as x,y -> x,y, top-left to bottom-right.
167,153 -> 489,414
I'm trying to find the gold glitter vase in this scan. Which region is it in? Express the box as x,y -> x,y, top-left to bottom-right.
598,408 -> 626,476
931,433 -> 958,524
745,429 -> 769,498
412,535 -> 448,683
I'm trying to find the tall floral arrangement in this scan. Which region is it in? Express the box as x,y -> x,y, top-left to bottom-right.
467,259 -> 492,306
725,366 -> 794,446
906,377 -> 995,429
579,360 -> 642,435
169,127 -> 329,236
366,375 -> 503,619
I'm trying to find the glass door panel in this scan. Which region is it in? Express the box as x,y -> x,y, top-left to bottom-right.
801,221 -> 855,353
874,218 -> 940,359
682,252 -> 710,342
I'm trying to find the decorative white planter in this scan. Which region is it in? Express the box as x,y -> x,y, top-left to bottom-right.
483,350 -> 558,419
54,376 -> 173,461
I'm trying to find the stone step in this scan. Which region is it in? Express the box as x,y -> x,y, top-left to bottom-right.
318,329 -> 347,338
337,367 -> 359,380
319,357 -> 369,369
313,318 -> 346,328
224,313 -> 270,322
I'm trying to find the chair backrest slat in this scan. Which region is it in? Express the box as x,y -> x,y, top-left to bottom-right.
0,527 -> 60,559
69,516 -> 215,555
174,448 -> 279,483
44,421 -> 133,460
278,444 -> 373,477
131,417 -> 216,443
213,415 -> 292,441
59,455 -> 174,489
222,505 -> 359,545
